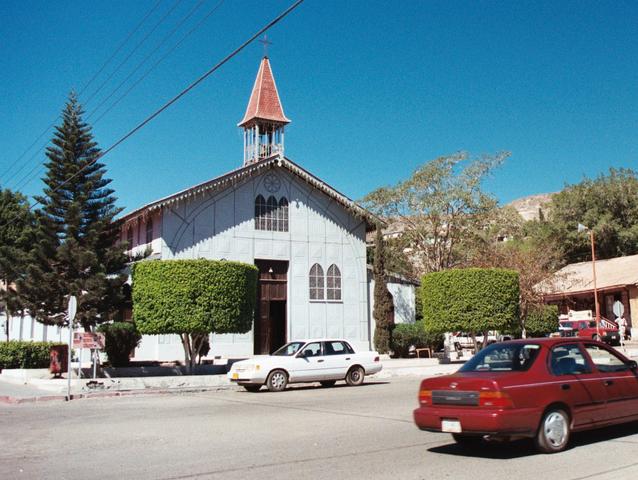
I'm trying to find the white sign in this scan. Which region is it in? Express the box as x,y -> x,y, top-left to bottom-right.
568,310 -> 593,321
613,301 -> 624,318
67,295 -> 77,322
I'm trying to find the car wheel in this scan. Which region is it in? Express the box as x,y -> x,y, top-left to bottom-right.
266,369 -> 288,392
535,408 -> 570,453
345,366 -> 365,386
242,385 -> 261,393
320,380 -> 336,388
452,434 -> 483,447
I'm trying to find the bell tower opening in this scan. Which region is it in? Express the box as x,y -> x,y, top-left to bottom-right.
238,56 -> 290,165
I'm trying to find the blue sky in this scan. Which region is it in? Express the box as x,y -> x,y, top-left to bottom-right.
1,0 -> 637,215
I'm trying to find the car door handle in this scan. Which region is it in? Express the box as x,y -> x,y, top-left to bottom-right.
317,359 -> 324,363
561,384 -> 571,391
604,380 -> 614,386
345,357 -> 351,361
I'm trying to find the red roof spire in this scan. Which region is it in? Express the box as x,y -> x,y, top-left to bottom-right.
238,56 -> 290,127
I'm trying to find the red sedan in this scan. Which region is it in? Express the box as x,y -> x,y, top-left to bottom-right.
413,338 -> 638,453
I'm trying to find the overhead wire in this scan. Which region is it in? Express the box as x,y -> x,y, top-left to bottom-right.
1,0 -> 305,230
0,0 -> 165,188
86,0 -> 207,122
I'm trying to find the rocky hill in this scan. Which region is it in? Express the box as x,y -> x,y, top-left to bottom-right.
507,193 -> 554,221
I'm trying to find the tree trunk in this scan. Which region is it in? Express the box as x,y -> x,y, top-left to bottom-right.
180,334 -> 193,374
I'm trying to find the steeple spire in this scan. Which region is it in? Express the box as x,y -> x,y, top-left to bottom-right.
239,56 -> 290,165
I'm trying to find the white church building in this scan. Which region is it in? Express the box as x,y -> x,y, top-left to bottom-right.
1,57 -> 417,361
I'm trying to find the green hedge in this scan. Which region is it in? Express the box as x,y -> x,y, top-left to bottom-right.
132,259 -> 258,335
0,341 -> 65,369
525,305 -> 559,338
392,322 -> 444,358
98,322 -> 142,367
420,268 -> 519,335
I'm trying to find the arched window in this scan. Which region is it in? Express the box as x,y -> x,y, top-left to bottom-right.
309,264 -> 324,300
278,197 -> 289,232
255,195 -> 289,232
327,265 -> 342,301
255,195 -> 266,230
145,218 -> 153,244
126,227 -> 134,250
266,196 -> 277,230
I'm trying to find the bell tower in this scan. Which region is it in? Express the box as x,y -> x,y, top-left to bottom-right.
238,56 -> 290,165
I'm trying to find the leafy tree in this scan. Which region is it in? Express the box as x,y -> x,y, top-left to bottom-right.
132,259 -> 258,371
98,322 -> 142,367
0,189 -> 34,330
525,305 -> 559,338
373,228 -> 394,354
18,93 -> 127,329
543,168 -> 638,263
363,152 -> 509,276
421,268 -> 519,351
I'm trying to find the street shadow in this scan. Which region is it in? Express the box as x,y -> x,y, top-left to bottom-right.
238,381 -> 390,394
428,421 -> 638,459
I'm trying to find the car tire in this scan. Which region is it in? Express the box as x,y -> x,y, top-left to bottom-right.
266,369 -> 288,392
452,434 -> 483,447
535,408 -> 570,453
345,366 -> 365,386
320,380 -> 336,388
242,384 -> 261,393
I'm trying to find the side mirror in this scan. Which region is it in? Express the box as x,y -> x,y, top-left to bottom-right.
296,350 -> 307,358
628,360 -> 637,370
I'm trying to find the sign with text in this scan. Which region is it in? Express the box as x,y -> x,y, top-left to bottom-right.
73,332 -> 105,349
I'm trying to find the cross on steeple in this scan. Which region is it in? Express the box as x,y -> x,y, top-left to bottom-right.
259,34 -> 272,57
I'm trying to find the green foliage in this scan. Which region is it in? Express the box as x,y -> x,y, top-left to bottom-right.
132,259 -> 258,335
18,93 -> 127,328
421,268 -> 519,336
525,305 -> 559,338
0,341 -> 64,369
541,168 -> 638,263
363,152 -> 509,275
373,228 -> 394,353
0,189 -> 34,316
97,322 -> 142,367
391,322 -> 444,357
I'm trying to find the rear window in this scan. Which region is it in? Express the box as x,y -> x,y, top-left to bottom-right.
459,343 -> 541,372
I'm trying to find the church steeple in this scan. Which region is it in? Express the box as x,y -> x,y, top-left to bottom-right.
239,56 -> 290,165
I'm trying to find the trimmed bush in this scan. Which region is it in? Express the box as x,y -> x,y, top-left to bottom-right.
392,322 -> 444,358
420,268 -> 519,337
525,305 -> 559,338
98,322 -> 142,367
0,341 -> 65,369
132,259 -> 258,369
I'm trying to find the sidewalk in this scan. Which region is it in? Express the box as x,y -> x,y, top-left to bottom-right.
2,344 -> 637,404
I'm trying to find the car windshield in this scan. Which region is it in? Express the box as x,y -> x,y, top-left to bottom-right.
271,342 -> 305,356
459,343 -> 541,372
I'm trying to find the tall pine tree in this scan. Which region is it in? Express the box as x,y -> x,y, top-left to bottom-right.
373,227 -> 395,354
19,93 -> 127,330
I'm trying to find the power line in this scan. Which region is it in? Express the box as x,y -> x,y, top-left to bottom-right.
93,0 -> 226,126
82,0 -> 183,109
86,0 -> 207,122
12,0 -> 225,193
77,0 -> 163,98
0,0 -> 164,187
1,0 -> 305,229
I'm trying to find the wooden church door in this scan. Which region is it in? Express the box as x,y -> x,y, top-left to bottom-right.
254,260 -> 288,354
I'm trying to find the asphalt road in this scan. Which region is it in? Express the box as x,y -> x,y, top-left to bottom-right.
1,377 -> 638,480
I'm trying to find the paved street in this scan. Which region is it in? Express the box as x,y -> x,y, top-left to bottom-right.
1,376 -> 638,480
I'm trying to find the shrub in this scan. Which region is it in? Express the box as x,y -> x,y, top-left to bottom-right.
98,322 -> 142,367
392,322 -> 444,357
420,268 -> 519,341
525,305 -> 559,338
132,259 -> 258,369
0,341 -> 65,369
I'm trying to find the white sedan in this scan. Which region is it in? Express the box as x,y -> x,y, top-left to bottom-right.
227,339 -> 383,392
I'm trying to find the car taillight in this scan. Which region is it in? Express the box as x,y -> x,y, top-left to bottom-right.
479,391 -> 513,408
374,356 -> 380,362
418,389 -> 432,405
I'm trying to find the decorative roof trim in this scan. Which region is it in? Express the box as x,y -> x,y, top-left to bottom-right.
119,156 -> 384,231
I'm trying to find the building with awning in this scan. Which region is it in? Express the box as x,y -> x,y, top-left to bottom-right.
540,253 -> 638,337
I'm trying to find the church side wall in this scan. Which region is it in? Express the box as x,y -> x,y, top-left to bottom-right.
134,167 -> 369,361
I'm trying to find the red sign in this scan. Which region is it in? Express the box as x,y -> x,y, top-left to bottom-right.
73,332 -> 105,349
